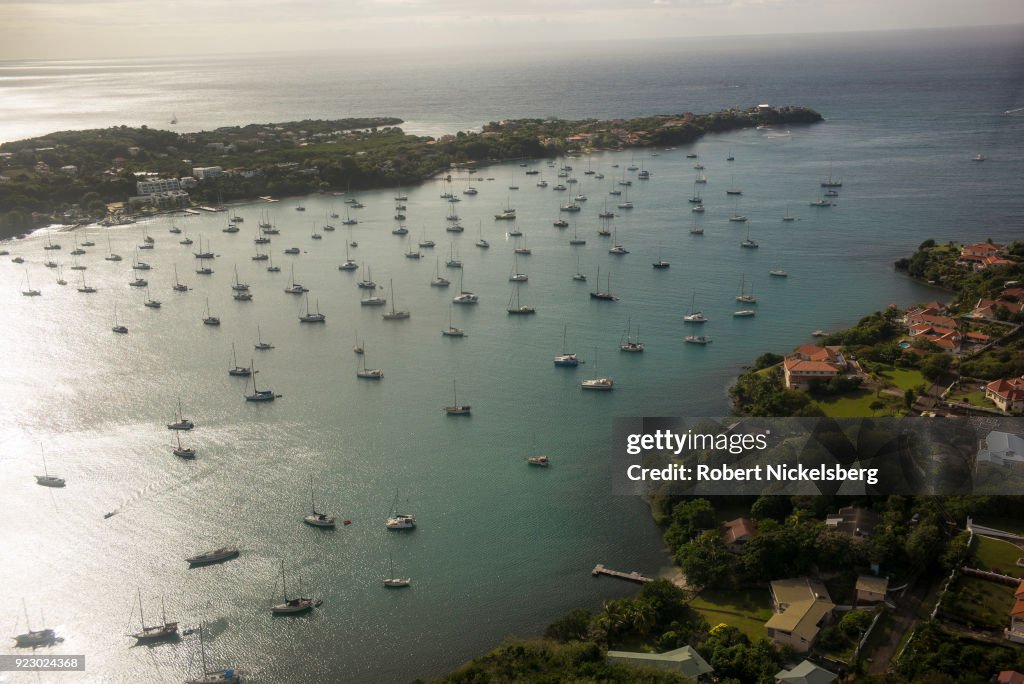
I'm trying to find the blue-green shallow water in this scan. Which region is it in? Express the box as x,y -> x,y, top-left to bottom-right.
1,26 -> 1023,682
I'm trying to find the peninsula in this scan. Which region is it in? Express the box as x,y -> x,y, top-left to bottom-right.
0,105 -> 822,239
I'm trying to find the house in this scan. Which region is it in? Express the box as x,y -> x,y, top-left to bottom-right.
977,431 -> 1024,466
783,344 -> 846,390
970,297 -> 1024,321
855,575 -> 889,604
985,377 -> 1024,414
903,308 -> 958,330
998,670 -> 1024,684
826,506 -> 879,538
775,659 -> 838,684
606,645 -> 713,680
721,517 -> 757,552
765,578 -> 835,652
1007,582 -> 1024,644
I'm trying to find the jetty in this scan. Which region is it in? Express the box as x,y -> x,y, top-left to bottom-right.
591,564 -> 653,584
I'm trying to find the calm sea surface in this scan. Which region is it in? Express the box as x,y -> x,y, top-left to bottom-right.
1,26 -> 1023,683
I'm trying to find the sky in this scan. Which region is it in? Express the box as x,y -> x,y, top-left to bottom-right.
0,0 -> 1021,60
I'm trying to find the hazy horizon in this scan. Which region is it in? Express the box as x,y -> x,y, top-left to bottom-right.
0,0 -> 1021,60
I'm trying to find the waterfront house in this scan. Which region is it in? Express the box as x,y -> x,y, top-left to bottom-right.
855,575 -> 889,604
985,377 -> 1024,414
774,660 -> 838,684
782,344 -> 846,390
721,517 -> 757,553
765,578 -> 835,652
606,645 -> 713,680
825,506 -> 879,538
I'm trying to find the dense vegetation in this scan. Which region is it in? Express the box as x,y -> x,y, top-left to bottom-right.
0,106 -> 822,238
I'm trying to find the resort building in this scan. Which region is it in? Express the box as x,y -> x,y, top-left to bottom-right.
720,517 -> 757,553
985,377 -> 1024,414
855,575 -> 889,604
765,578 -> 835,652
135,177 -> 182,195
606,645 -> 713,680
775,660 -> 838,684
782,344 -> 846,390
193,166 -> 223,180
825,506 -> 879,538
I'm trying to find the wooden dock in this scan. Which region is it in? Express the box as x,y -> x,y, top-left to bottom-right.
591,564 -> 653,584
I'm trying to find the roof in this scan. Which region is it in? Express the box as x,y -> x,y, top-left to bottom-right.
856,575 -> 889,595
1017,580 -> 1024,599
606,645 -> 713,678
984,431 -> 1024,455
986,378 -> 1024,403
1011,600 -> 1024,619
722,518 -> 757,545
826,506 -> 880,537
998,671 -> 1024,684
766,578 -> 835,642
785,358 -> 842,374
775,659 -> 838,684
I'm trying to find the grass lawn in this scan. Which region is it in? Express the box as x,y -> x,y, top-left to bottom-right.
876,366 -> 927,392
947,389 -> 995,408
973,535 -> 1024,578
939,575 -> 1015,630
814,389 -> 901,418
689,588 -> 772,642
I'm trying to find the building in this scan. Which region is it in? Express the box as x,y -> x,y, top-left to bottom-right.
977,431 -> 1024,466
721,517 -> 757,553
136,178 -> 182,195
971,296 -> 1024,321
855,575 -> 889,604
775,660 -> 838,684
606,645 -> 713,680
193,166 -> 223,180
782,344 -> 846,390
1007,580 -> 1024,644
998,671 -> 1024,684
825,506 -> 879,538
765,578 -> 835,652
986,378 -> 1024,414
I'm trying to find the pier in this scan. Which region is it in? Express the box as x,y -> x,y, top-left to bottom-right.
591,564 -> 653,584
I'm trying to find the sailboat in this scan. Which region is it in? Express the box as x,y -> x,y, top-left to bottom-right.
168,398 -> 194,430
144,286 -> 162,308
589,267 -> 618,301
112,305 -> 128,334
782,204 -> 796,222
128,590 -> 178,642
820,161 -> 842,187
683,292 -> 707,323
55,265 -> 67,286
266,252 -> 280,272
228,343 -> 252,376
446,243 -> 462,268
572,255 -> 587,281
77,271 -> 97,293
729,197 -> 748,222
581,348 -> 614,391
255,325 -> 274,350
270,560 -> 315,614
475,220 -> 489,248
245,361 -> 275,401
382,279 -> 410,320
443,379 -> 471,414
509,253 -> 528,282
203,298 -> 220,326
506,283 -> 535,315
569,222 -> 586,246
105,234 -> 123,261
450,270 -> 477,305
385,489 -> 416,529
441,304 -> 465,337
357,264 -> 376,290
285,264 -> 306,294
186,623 -> 240,684
383,553 -> 411,588
553,326 -> 579,367
431,257 -> 450,287
616,188 -> 633,210
35,447 -> 65,488
298,295 -> 326,323
609,225 -> 629,254
231,266 -> 249,292
303,475 -> 336,527
726,174 -> 742,195
356,346 -> 383,379
173,432 -> 196,459
620,318 -> 644,352
173,265 -> 189,291
736,274 -> 757,303
740,225 -> 758,248
20,269 -> 41,297
14,599 -> 58,647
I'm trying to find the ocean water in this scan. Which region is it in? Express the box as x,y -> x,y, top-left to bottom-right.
1,25 -> 1023,683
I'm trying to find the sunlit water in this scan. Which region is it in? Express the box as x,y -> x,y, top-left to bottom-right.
1,25 -> 1022,683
